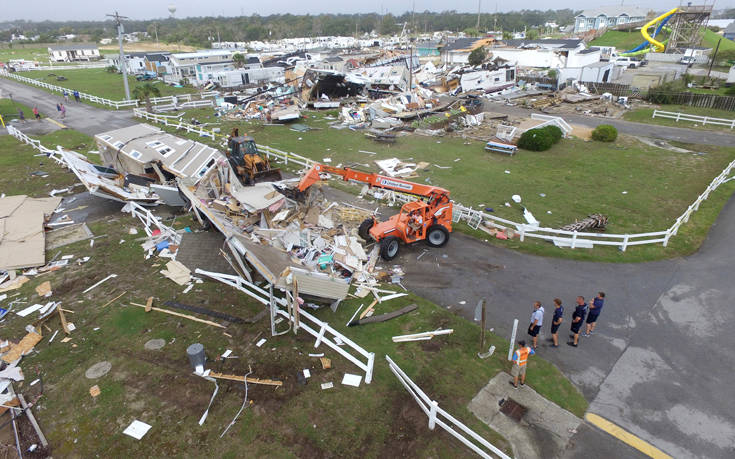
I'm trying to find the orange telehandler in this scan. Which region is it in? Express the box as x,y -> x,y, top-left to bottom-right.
296,163 -> 453,260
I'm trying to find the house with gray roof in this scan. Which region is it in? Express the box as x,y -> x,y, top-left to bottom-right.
48,44 -> 100,62
574,6 -> 648,34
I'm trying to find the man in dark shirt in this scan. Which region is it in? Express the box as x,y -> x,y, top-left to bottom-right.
568,296 -> 587,347
585,292 -> 605,337
550,298 -> 563,348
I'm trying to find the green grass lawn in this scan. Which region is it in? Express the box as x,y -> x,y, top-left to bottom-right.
0,97 -> 37,123
703,29 -> 735,51
156,108 -> 735,262
17,68 -> 195,101
590,30 -> 656,52
0,46 -> 49,63
0,203 -> 586,456
0,127 -> 96,196
624,105 -> 735,131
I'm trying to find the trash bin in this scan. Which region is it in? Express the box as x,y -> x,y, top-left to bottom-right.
187,343 -> 205,373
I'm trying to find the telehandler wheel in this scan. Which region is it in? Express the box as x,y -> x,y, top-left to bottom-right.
379,236 -> 400,261
426,225 -> 449,247
358,217 -> 374,241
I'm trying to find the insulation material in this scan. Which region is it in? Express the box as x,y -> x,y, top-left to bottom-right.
160,260 -> 192,286
374,158 -> 418,178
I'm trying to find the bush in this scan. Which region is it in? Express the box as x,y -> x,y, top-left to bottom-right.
542,125 -> 563,143
518,128 -> 554,151
591,124 -> 618,142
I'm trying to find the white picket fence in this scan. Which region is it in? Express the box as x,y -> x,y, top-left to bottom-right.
133,108 -> 218,139
0,69 -> 218,110
195,269 -> 375,384
386,355 -> 511,459
652,110 -> 735,129
9,119 -> 734,253
225,139 -> 735,252
121,202 -> 181,243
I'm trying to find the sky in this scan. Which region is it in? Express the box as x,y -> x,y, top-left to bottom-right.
4,0 -> 734,22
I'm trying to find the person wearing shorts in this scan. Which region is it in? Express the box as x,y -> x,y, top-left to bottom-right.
568,296 -> 587,347
510,340 -> 535,388
585,292 -> 605,337
527,301 -> 544,349
550,298 -> 563,348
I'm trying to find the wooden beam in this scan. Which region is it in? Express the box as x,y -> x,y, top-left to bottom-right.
58,306 -> 70,334
101,291 -> 126,308
145,296 -> 154,312
208,371 -> 283,387
129,302 -> 225,328
350,304 -> 418,327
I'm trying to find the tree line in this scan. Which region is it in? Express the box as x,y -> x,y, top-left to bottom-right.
0,10 -> 578,47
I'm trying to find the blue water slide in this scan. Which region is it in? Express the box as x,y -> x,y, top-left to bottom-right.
621,15 -> 673,55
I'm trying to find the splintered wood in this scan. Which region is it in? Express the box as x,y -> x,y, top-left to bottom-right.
1,331 -> 43,363
208,372 -> 283,387
89,385 -> 101,398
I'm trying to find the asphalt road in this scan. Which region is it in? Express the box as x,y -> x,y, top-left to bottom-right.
5,77 -> 735,457
395,191 -> 735,458
0,77 -> 136,136
483,101 -> 735,147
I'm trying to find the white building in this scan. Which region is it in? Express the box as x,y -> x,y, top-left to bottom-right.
459,65 -> 516,92
491,39 -> 598,69
574,6 -> 648,34
166,50 -> 237,85
48,44 -> 100,62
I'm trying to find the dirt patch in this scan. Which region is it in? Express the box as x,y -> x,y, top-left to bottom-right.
420,338 -> 442,352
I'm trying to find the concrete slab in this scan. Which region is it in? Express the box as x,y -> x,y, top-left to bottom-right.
144,338 -> 166,351
85,361 -> 112,379
469,372 -> 581,459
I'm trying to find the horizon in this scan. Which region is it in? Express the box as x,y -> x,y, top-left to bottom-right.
2,0 -> 720,23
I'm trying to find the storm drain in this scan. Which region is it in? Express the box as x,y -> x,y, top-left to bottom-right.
499,398 -> 527,422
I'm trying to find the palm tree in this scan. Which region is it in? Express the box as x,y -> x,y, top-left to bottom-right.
132,82 -> 161,112
232,52 -> 245,69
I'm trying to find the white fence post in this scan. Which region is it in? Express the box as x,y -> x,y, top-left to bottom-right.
508,319 -> 518,361
428,401 -> 439,430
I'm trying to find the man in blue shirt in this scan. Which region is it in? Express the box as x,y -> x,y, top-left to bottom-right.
568,296 -> 587,347
584,292 -> 605,337
550,298 -> 563,348
527,301 -> 544,349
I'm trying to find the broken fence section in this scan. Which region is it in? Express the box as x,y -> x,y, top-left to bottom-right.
195,269 -> 375,384
385,355 -> 511,459
121,201 -> 181,243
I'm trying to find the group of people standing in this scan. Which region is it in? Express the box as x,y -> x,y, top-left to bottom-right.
526,292 -> 605,349
15,89 -> 81,123
510,292 -> 605,388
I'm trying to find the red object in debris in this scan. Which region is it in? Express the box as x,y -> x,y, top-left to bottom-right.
151,229 -> 161,236
495,231 -> 508,240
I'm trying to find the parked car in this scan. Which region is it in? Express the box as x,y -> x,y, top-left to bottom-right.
680,56 -> 696,67
613,57 -> 641,69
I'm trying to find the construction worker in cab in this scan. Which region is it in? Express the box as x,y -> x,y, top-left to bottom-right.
510,340 -> 535,389
407,210 -> 423,238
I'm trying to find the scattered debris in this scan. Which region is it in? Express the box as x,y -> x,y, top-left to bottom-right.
123,420 -> 152,440
560,214 -> 609,232
341,373 -> 362,387
392,329 -> 454,343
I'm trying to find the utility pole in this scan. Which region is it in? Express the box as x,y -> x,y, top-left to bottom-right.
107,11 -> 131,100
706,37 -> 721,81
476,0 -> 482,30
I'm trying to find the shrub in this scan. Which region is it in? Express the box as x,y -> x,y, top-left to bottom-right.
518,128 -> 554,151
591,124 -> 618,142
542,125 -> 563,143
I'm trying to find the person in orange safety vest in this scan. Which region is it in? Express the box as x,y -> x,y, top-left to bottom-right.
511,340 -> 535,388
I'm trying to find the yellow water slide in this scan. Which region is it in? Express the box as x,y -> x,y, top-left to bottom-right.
641,7 -> 679,52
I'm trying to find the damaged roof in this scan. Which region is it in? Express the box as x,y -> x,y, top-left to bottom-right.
502,39 -> 583,49
443,37 -> 494,52
95,123 -> 223,182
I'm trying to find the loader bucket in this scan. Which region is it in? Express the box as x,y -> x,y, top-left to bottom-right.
251,168 -> 283,184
